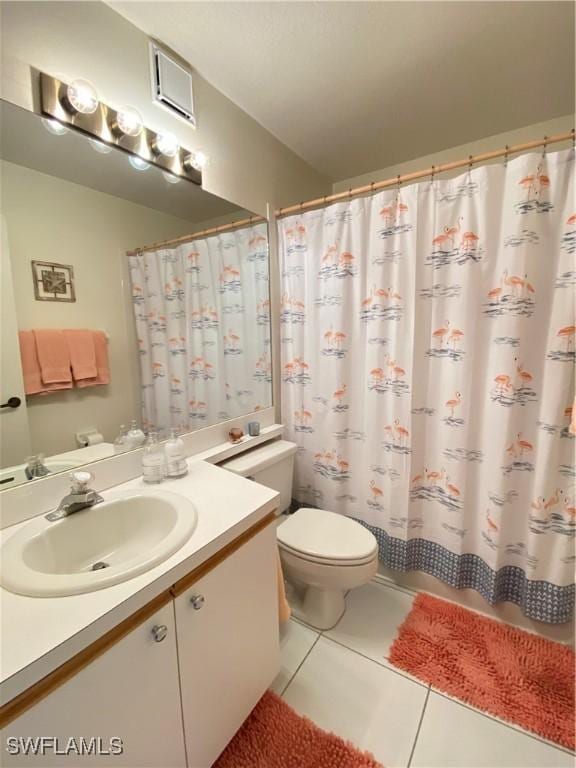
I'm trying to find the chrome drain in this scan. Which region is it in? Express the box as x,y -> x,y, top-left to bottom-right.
91,561 -> 109,571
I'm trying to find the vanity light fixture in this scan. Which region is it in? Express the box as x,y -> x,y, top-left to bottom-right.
153,131 -> 179,158
114,106 -> 144,138
41,117 -> 69,136
89,138 -> 113,154
66,79 -> 99,115
40,72 -> 202,185
129,156 -> 151,171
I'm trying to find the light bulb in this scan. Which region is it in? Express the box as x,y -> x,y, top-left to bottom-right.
66,79 -> 99,115
129,155 -> 150,171
184,150 -> 209,172
116,106 -> 143,137
41,118 -> 69,136
89,138 -> 113,154
192,150 -> 209,170
154,131 -> 179,157
162,171 -> 181,185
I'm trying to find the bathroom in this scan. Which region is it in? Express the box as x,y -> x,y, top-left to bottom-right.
0,1 -> 574,766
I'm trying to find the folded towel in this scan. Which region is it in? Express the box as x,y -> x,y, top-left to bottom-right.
76,331 -> 110,388
19,331 -> 73,395
277,549 -> 292,623
33,329 -> 72,384
64,329 -> 97,380
18,330 -> 44,395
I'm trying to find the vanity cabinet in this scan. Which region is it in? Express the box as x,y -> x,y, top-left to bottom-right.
175,522 -> 279,768
0,519 -> 279,768
1,603 -> 186,767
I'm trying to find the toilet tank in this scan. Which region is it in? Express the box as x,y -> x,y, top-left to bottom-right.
219,440 -> 297,513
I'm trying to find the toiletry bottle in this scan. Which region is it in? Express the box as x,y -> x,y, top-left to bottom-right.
165,428 -> 188,478
127,419 -> 146,449
113,424 -> 129,453
142,431 -> 166,484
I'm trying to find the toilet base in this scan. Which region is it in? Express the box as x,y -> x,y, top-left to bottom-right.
286,580 -> 346,630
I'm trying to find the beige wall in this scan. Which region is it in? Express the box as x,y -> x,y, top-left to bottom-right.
2,159 -> 195,457
0,1 -> 331,217
333,115 -> 574,192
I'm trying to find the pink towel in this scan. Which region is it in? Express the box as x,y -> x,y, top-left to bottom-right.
18,330 -> 44,395
76,331 -> 110,388
33,329 -> 72,384
18,331 -> 72,395
64,329 -> 97,380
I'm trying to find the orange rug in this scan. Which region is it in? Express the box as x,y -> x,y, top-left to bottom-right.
215,690 -> 383,768
389,593 -> 575,750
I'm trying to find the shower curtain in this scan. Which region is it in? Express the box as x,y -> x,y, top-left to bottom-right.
128,221 -> 271,436
279,149 -> 575,623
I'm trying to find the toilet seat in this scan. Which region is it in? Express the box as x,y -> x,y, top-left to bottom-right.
278,541 -> 377,567
277,507 -> 378,566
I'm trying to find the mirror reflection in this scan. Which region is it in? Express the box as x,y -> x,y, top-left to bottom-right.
0,100 -> 272,489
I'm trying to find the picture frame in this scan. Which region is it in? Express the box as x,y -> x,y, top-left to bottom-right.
31,260 -> 76,302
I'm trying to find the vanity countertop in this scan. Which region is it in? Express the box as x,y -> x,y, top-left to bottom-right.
0,459 -> 279,705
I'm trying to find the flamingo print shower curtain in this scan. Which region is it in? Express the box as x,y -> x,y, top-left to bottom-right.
128,222 -> 271,436
279,149 -> 575,624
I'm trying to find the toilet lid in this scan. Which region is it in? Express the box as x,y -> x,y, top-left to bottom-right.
277,508 -> 378,563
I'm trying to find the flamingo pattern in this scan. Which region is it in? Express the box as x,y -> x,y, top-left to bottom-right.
280,149 -> 575,624
129,222 -> 271,437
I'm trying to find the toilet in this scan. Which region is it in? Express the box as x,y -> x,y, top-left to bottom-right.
220,439 -> 378,629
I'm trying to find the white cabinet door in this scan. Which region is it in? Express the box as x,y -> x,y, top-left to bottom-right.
1,603 -> 186,767
176,524 -> 280,768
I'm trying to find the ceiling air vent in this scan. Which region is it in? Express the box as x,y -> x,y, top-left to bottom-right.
150,42 -> 196,125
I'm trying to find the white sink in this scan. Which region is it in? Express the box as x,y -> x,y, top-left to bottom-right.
0,489 -> 197,597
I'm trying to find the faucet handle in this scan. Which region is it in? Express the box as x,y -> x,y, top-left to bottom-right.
70,471 -> 94,493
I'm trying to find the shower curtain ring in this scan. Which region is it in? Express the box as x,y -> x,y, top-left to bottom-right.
348,187 -> 353,200
571,128 -> 575,150
542,136 -> 548,157
430,165 -> 435,183
504,145 -> 509,167
468,155 -> 474,170
396,174 -> 401,189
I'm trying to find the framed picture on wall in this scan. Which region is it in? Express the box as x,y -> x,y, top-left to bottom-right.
31,260 -> 76,302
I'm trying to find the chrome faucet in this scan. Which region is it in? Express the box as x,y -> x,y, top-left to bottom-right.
25,454 -> 50,480
45,471 -> 104,521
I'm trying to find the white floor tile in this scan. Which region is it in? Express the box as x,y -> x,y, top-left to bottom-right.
270,618 -> 318,695
283,636 -> 427,767
325,582 -> 414,665
411,692 -> 574,768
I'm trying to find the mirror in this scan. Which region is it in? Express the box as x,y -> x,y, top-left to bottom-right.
0,99 -> 272,489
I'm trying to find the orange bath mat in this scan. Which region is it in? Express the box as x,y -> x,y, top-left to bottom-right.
215,690 -> 383,768
389,593 -> 575,750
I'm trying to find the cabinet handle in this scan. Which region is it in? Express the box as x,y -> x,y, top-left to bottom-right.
151,624 -> 168,642
190,594 -> 205,610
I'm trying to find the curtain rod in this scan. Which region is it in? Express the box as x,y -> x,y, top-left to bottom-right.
126,214 -> 266,256
275,129 -> 575,218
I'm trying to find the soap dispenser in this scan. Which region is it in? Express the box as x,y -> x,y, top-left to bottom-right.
142,432 -> 166,484
164,428 -> 188,479
113,424 -> 129,454
126,419 -> 146,449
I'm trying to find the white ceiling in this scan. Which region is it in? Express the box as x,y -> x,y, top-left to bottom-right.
111,1 -> 574,181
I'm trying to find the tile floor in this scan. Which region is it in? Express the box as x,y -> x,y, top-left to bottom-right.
271,580 -> 575,768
